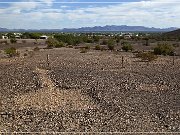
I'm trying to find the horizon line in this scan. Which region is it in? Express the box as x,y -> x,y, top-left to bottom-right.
1,25 -> 179,30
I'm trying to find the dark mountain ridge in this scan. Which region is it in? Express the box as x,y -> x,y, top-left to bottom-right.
0,25 -> 178,32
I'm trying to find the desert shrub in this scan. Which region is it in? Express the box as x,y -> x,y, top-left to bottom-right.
33,47 -> 40,51
67,45 -> 73,48
93,36 -> 100,43
4,47 -> 19,57
80,48 -> 88,53
10,38 -> 17,44
54,41 -> 65,48
143,38 -> 150,46
107,39 -> 115,50
95,45 -> 101,50
136,52 -> 158,62
101,39 -> 107,45
154,43 -> 174,56
46,37 -> 60,48
30,33 -> 42,39
122,43 -> 133,52
100,46 -> 106,51
87,39 -> 93,43
84,45 -> 90,50
24,53 -> 28,56
172,43 -> 179,48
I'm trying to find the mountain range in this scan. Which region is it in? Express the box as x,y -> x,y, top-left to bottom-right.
0,25 -> 178,32
162,29 -> 180,39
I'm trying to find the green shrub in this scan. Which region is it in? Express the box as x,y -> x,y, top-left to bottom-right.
24,53 -> 28,56
107,39 -> 115,50
85,45 -> 90,50
46,37 -> 64,48
87,39 -> 93,43
95,45 -> 101,50
67,45 -> 73,48
136,52 -> 158,62
154,43 -> 174,56
33,47 -> 40,51
122,44 -> 133,52
10,38 -> 17,44
54,41 -> 64,48
80,48 -> 88,53
4,47 -> 19,57
93,36 -> 100,43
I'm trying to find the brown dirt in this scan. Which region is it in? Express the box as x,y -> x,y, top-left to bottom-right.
14,68 -> 96,111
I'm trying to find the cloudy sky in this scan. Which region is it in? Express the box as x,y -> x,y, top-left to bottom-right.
0,0 -> 180,29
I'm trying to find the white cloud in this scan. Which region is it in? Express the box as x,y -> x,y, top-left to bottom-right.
0,0 -> 180,29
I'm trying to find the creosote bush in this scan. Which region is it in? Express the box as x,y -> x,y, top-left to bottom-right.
80,48 -> 88,53
4,47 -> 19,57
154,43 -> 174,56
85,45 -> 90,50
33,47 -> 40,51
54,41 -> 65,48
46,37 -> 64,48
10,38 -> 17,44
136,52 -> 158,62
95,45 -> 101,50
107,39 -> 115,50
122,43 -> 133,52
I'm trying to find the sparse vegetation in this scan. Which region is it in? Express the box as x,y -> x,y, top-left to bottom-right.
154,43 -> 174,56
46,37 -> 63,48
101,39 -> 108,45
4,47 -> 19,57
0,38 -> 179,132
84,45 -> 90,50
136,52 -> 158,62
95,45 -> 101,50
80,48 -> 88,53
33,47 -> 40,51
122,43 -> 133,52
54,41 -> 65,48
10,38 -> 17,44
107,39 -> 115,50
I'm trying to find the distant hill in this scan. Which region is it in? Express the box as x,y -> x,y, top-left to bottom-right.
0,27 -> 9,32
61,25 -> 178,32
163,29 -> 180,39
0,25 -> 178,32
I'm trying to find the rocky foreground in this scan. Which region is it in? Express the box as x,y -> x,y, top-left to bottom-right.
0,48 -> 179,133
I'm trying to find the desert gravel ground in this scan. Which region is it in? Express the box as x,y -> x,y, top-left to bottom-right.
0,47 -> 180,133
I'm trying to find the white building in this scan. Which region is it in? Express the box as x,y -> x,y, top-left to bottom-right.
2,36 -> 8,39
40,35 -> 48,39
